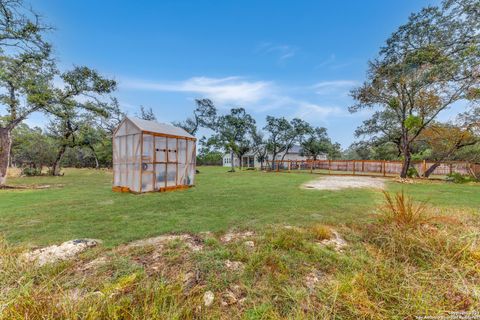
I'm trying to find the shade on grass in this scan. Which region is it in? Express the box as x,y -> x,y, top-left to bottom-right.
0,167 -> 478,247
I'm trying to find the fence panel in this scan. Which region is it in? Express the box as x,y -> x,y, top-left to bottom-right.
262,159 -> 478,178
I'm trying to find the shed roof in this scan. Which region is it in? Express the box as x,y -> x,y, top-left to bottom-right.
126,117 -> 195,139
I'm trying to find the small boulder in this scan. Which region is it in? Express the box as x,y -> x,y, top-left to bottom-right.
224,259 -> 244,272
221,290 -> 237,306
203,291 -> 215,307
244,240 -> 255,249
23,239 -> 99,266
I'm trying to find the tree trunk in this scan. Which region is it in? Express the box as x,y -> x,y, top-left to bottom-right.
400,148 -> 411,178
51,144 -> 68,176
423,162 -> 441,178
0,127 -> 13,186
270,153 -> 276,171
89,145 -> 99,169
230,151 -> 235,172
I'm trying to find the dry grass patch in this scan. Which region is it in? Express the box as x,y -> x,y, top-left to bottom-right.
1,198 -> 480,319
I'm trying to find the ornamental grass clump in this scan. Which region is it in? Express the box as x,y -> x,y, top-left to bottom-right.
378,191 -> 431,228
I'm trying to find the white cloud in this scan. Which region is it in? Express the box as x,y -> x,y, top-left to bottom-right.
121,76 -> 273,104
312,80 -> 359,95
316,54 -> 336,68
255,42 -> 298,63
119,75 -> 358,124
315,54 -> 354,70
294,102 -> 344,121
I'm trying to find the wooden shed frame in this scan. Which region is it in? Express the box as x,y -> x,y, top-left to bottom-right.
112,117 -> 196,193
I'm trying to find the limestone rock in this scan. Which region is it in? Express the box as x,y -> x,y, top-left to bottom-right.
203,291 -> 215,307
23,239 -> 99,266
224,259 -> 244,272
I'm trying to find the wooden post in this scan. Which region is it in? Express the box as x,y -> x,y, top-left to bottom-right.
449,163 -> 453,175
185,139 -> 189,186
328,160 -> 331,175
422,160 -> 427,178
153,135 -> 156,190
288,160 -> 291,172
362,160 -> 365,172
140,133 -> 144,193
165,137 -> 168,189
383,160 -> 386,177
352,160 -> 356,175
310,160 -> 313,173
175,138 -> 179,186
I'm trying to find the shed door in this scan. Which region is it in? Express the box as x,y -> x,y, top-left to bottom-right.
166,137 -> 177,187
141,134 -> 154,192
154,136 -> 166,190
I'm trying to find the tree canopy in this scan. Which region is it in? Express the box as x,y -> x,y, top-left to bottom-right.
350,0 -> 480,177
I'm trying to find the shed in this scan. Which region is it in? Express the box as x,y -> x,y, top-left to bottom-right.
112,117 -> 196,193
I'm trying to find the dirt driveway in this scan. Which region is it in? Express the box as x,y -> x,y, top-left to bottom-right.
302,175 -> 386,191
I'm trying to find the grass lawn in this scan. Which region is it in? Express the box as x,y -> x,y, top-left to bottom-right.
1,166 -> 479,247
2,167 -> 480,319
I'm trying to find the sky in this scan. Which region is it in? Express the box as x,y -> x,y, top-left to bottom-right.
27,0 -> 444,148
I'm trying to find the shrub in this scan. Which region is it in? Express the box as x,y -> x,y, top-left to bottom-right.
406,167 -> 419,178
21,167 -> 42,176
446,172 -> 477,184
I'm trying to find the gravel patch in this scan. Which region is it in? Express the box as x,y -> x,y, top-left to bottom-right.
302,175 -> 386,191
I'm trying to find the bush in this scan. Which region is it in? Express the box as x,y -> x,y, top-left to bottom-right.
446,172 -> 477,184
21,167 -> 42,176
406,167 -> 419,178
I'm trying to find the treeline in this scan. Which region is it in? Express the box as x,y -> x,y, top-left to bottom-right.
183,100 -> 341,170
1,0 -> 479,183
346,0 -> 479,177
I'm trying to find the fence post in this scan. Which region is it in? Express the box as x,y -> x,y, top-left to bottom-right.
362,160 -> 365,172
328,160 -> 331,175
383,160 -> 386,177
422,160 -> 427,177
288,160 -> 291,172
353,160 -> 356,175
310,160 -> 313,174
449,163 -> 453,175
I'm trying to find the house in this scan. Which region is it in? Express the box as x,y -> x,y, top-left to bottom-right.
112,117 -> 196,193
222,145 -> 327,169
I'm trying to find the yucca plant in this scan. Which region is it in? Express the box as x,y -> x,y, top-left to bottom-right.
379,191 -> 431,228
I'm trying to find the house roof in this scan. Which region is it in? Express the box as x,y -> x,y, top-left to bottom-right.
127,117 -> 195,139
239,145 -> 305,157
288,145 -> 303,154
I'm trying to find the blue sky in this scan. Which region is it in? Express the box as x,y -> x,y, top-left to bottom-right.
29,0 -> 443,147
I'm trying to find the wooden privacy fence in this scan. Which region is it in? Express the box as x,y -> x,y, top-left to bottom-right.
262,159 -> 480,178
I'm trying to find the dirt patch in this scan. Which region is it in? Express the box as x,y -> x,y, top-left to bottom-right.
0,184 -> 63,190
220,231 -> 255,243
126,234 -> 204,252
302,175 -> 386,191
122,234 -> 204,276
318,231 -> 347,252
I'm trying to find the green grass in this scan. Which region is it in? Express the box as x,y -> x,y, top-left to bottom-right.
0,167 -> 479,247
1,167 -> 480,319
